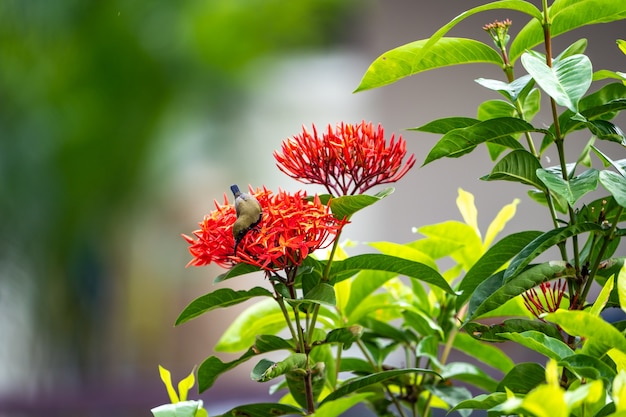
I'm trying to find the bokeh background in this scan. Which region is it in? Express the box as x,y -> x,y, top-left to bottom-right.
1,1 -> 625,416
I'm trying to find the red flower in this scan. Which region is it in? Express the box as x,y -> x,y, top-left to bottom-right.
182,187 -> 346,272
274,121 -> 416,196
522,279 -> 567,319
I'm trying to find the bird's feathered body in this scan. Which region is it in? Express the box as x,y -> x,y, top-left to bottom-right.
231,184 -> 262,254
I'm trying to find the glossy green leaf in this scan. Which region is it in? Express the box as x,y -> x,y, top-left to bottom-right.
450,392 -> 507,413
536,168 -> 599,207
521,53 -> 592,113
557,86 -> 626,138
559,354 -> 617,381
426,385 -> 472,416
497,362 -> 545,393
498,331 -> 574,360
423,118 -> 546,165
504,223 -> 604,281
464,318 -> 564,342
323,325 -> 363,347
468,261 -> 570,320
368,241 -> 437,270
477,100 -> 517,124
521,87 -> 541,122
412,117 -> 479,134
546,310 -> 626,357
355,37 -> 502,91
302,283 -> 336,306
590,275 -> 614,316
320,368 -> 439,404
175,287 -> 272,325
587,120 -> 626,144
313,393 -> 372,417
453,332 -> 514,373
214,262 -> 262,283
198,335 -> 292,392
329,188 -> 394,220
151,401 -> 206,417
481,149 -> 544,189
475,75 -> 534,102
403,310 -> 443,338
440,362 -> 498,391
600,170 -> 626,207
329,254 -> 455,294
215,299 -> 286,352
342,270 -> 394,320
214,403 -> 303,417
509,0 -> 626,61
456,230 -> 542,309
619,264 -> 626,314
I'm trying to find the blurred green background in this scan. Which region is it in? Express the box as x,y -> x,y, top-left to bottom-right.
1,1 -> 625,416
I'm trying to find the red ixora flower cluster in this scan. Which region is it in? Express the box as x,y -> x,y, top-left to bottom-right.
274,121 -> 416,196
182,187 -> 346,272
522,279 -> 567,319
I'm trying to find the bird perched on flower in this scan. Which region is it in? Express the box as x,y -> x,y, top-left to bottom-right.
231,184 -> 262,254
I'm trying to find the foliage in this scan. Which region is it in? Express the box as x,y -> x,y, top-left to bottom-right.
156,1 -> 626,416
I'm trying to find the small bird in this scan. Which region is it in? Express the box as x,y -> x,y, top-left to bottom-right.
231,184 -> 263,254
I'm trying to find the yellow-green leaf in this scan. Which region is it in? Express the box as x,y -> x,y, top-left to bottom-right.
178,368 -> 196,402
619,263 -> 626,314
483,198 -> 520,248
614,371 -> 626,411
590,276 -> 614,316
158,365 -> 180,404
456,188 -> 479,237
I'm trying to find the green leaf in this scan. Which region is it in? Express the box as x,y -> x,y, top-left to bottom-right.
450,393 -> 507,413
214,403 -> 304,417
600,170 -> 626,207
214,262 -> 261,283
536,168 -> 599,207
521,53 -> 592,113
320,368 -> 439,405
464,318 -> 564,342
587,120 -> 626,144
498,331 -> 574,360
175,287 -> 272,325
559,354 -> 617,382
355,37 -> 502,91
329,188 -> 393,219
477,100 -> 517,123
440,362 -> 498,391
197,334 -> 293,392
504,223 -> 604,281
313,393 -> 372,417
509,0 -> 626,62
329,254 -> 455,294
425,385 -> 473,415
412,117 -> 479,134
215,298 -> 286,352
481,149 -> 545,189
368,241 -> 437,270
151,401 -> 206,417
302,283 -> 336,306
546,310 -> 626,358
380,0 -> 542,75
456,230 -> 543,309
619,264 -> 626,314
475,74 -> 534,102
342,270 -> 395,320
468,261 -> 571,320
497,362 -> 545,394
323,325 -> 363,347
423,118 -> 546,165
453,332 -> 514,373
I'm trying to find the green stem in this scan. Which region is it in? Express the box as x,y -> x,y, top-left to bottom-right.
579,206 -> 624,305
356,339 -> 408,417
